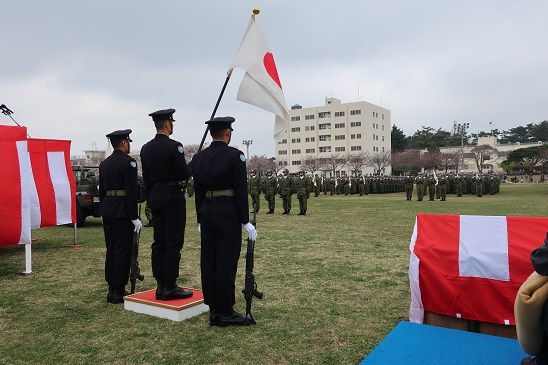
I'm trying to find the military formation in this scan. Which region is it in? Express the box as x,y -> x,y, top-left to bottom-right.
405,172 -> 502,201
245,170 -> 503,211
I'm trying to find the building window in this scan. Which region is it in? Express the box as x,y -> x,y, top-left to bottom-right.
382,114 -> 385,120
351,134 -> 355,139
335,123 -> 345,128
318,111 -> 331,118
382,136 -> 384,141
305,114 -> 315,120
335,147 -> 345,152
350,121 -> 361,127
382,147 -> 385,152
305,126 -> 310,131
278,150 -> 287,155
291,127 -> 301,132
356,134 -> 361,139
278,139 -> 287,144
319,123 -> 331,130
350,109 -> 362,115
292,161 -> 301,166
319,135 -> 330,142
292,149 -> 301,154
291,116 -> 300,121
319,146 -> 331,153
351,146 -> 362,151
311,137 -> 315,142
335,111 -> 345,117
310,126 -> 315,131
305,148 -> 316,153
335,135 -> 345,140
373,134 -> 376,140
382,125 -> 385,131
291,138 -> 301,143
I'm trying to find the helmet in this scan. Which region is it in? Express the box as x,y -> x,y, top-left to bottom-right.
267,169 -> 273,174
299,169 -> 305,174
283,168 -> 289,173
250,169 -> 257,173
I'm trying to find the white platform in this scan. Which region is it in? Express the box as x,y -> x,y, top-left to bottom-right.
124,288 -> 209,322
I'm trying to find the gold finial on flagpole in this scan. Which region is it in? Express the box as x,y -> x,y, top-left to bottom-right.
252,7 -> 260,20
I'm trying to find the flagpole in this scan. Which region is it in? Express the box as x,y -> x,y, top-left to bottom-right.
196,8 -> 260,153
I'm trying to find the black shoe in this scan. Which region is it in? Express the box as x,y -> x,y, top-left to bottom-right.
155,284 -> 164,300
218,310 -> 246,327
209,308 -> 218,326
297,212 -> 304,215
161,284 -> 193,300
107,288 -> 128,304
266,210 -> 274,214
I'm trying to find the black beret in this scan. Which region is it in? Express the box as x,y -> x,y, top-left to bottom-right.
206,116 -> 235,131
106,129 -> 132,142
149,108 -> 176,122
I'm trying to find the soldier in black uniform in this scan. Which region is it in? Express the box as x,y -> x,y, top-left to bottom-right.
191,116 -> 258,327
98,129 -> 142,304
140,109 -> 193,301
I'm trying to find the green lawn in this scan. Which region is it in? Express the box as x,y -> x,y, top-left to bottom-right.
0,183 -> 546,365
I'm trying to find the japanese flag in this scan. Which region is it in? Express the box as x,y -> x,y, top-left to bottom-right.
409,214 -> 548,325
229,17 -> 289,141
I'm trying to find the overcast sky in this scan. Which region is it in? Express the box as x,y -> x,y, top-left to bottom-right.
2,1 -> 547,158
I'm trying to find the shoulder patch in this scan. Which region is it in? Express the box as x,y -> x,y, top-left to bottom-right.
177,143 -> 184,154
129,158 -> 137,168
240,153 -> 246,162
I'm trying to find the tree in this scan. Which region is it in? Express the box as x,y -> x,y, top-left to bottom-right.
440,150 -> 460,172
531,120 -> 548,142
500,160 -> 517,175
506,145 -> 548,164
471,145 -> 498,172
345,151 -> 369,176
183,144 -> 200,163
247,154 -> 274,175
321,153 -> 346,177
391,125 -> 407,152
391,149 -> 421,175
300,155 -> 323,174
369,151 -> 391,175
420,150 -> 442,172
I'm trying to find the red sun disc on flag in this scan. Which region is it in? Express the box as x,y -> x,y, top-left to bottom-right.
263,52 -> 282,89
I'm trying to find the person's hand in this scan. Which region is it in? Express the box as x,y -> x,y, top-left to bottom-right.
243,222 -> 258,241
198,223 -> 201,234
131,219 -> 142,233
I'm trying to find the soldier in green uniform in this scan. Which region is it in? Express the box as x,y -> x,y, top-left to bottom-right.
295,169 -> 311,215
455,174 -> 463,197
415,173 -> 425,201
476,174 -> 484,197
248,169 -> 262,213
313,174 -> 321,197
438,173 -> 448,201
278,168 -> 294,214
186,176 -> 194,197
263,169 -> 277,213
427,174 -> 436,201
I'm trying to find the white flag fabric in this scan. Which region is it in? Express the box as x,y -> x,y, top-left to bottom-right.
229,18 -> 289,141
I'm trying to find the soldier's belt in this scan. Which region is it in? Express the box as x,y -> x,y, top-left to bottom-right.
155,181 -> 186,186
206,189 -> 234,198
106,190 -> 126,197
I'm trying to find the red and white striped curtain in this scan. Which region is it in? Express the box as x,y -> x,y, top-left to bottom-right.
0,125 -> 75,246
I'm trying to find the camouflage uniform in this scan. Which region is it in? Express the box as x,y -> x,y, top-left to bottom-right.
278,168 -> 294,214
295,170 -> 311,215
248,170 -> 262,213
263,170 -> 277,213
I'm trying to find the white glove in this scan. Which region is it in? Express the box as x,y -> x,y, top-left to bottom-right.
131,219 -> 142,233
243,222 -> 258,241
198,223 -> 201,234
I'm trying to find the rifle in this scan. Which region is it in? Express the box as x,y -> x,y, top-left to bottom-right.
129,204 -> 144,294
242,203 -> 263,324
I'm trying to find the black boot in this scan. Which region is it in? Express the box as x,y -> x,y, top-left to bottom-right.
155,281 -> 165,300
282,210 -> 287,215
266,210 -> 274,214
297,211 -> 304,215
162,282 -> 193,300
107,285 -> 128,304
286,209 -> 290,215
209,307 -> 218,326
217,308 -> 246,327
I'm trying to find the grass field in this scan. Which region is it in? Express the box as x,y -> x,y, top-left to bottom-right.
0,183 -> 546,365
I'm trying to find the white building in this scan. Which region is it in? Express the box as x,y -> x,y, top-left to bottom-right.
275,97 -> 392,176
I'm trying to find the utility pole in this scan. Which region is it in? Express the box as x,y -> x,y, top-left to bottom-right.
453,121 -> 469,173
242,139 -> 253,162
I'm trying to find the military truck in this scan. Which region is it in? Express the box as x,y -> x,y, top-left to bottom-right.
72,165 -> 101,227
